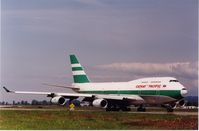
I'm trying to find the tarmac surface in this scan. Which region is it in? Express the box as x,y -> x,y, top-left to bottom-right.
0,107 -> 198,116
126,110 -> 198,116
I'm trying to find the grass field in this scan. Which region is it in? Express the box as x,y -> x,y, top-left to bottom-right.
0,108 -> 198,130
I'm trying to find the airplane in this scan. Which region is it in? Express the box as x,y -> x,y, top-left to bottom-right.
2,54 -> 188,112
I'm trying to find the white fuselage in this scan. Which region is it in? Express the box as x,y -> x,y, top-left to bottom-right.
73,77 -> 187,104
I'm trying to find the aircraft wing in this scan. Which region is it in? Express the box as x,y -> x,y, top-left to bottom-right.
42,83 -> 79,90
3,86 -> 143,101
2,86 -> 92,98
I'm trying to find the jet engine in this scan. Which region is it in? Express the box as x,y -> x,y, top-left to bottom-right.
177,99 -> 186,107
169,99 -> 186,109
50,96 -> 66,105
92,99 -> 108,108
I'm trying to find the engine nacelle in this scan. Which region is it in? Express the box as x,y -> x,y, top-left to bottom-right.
169,99 -> 186,109
50,96 -> 66,105
178,99 -> 186,107
92,99 -> 108,108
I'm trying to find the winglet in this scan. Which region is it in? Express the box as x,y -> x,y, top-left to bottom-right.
2,86 -> 12,93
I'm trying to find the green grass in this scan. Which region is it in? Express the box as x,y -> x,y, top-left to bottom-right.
0,109 -> 198,130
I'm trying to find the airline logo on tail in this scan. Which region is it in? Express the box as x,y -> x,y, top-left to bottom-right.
70,55 -> 90,83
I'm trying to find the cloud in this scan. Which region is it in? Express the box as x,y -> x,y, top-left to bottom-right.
97,62 -> 198,79
96,61 -> 198,95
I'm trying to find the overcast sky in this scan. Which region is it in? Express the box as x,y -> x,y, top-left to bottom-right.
1,0 -> 198,103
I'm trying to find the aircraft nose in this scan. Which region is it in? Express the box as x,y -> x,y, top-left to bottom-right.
181,88 -> 188,97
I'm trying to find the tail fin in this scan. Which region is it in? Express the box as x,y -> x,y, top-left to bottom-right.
70,54 -> 90,83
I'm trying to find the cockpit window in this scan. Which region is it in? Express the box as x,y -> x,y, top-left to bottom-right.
169,80 -> 179,82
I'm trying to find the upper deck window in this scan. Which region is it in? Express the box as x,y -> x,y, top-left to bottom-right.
151,81 -> 161,83
141,81 -> 148,83
169,80 -> 179,82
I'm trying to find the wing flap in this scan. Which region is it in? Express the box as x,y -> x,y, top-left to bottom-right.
42,83 -> 79,89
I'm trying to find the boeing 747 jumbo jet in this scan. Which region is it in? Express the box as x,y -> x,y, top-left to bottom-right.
3,54 -> 188,112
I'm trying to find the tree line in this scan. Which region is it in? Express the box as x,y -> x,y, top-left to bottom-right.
0,100 -> 52,105
0,99 -> 81,106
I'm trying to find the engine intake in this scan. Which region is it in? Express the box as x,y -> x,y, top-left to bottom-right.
169,99 -> 186,109
92,99 -> 108,108
178,99 -> 186,107
51,96 -> 66,105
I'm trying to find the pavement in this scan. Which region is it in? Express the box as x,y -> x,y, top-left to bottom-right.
126,111 -> 198,116
0,107 -> 198,116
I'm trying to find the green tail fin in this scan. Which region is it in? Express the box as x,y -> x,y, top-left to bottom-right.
70,54 -> 90,83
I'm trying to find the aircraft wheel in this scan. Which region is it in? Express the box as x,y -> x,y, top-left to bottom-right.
121,107 -> 131,111
166,107 -> 174,112
106,108 -> 120,111
106,106 -> 120,111
105,107 -> 111,111
137,106 -> 146,112
113,108 -> 120,111
163,104 -> 174,112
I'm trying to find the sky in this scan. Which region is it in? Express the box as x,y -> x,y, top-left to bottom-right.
1,0 -> 198,103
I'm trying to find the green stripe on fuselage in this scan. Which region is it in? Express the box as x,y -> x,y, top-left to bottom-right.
79,90 -> 182,99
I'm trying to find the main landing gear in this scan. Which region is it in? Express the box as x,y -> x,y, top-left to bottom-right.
161,104 -> 174,112
166,105 -> 174,112
137,104 -> 146,112
105,105 -> 131,112
120,106 -> 131,111
105,107 -> 120,111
